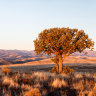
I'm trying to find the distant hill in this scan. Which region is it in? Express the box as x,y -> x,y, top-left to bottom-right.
71,50 -> 96,57
0,49 -> 36,57
0,49 -> 96,65
0,49 -> 36,65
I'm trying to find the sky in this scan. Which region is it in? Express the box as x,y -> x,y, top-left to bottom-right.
0,0 -> 96,50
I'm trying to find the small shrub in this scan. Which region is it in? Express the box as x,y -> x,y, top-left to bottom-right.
52,78 -> 67,88
74,72 -> 83,79
33,72 -> 50,81
50,65 -> 74,74
73,79 -> 84,90
1,67 -> 12,75
50,66 -> 58,73
62,65 -> 74,74
19,78 -> 31,84
24,88 -> 41,96
88,84 -> 96,96
2,76 -> 19,88
21,84 -> 32,90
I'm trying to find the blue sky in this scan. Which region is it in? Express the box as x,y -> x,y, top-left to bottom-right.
0,0 -> 96,50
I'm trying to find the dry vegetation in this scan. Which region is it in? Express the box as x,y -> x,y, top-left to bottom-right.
1,67 -> 96,96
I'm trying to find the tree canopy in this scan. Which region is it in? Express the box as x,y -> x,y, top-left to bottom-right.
34,27 -> 94,73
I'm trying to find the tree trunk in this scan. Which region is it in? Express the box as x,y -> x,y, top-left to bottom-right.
56,63 -> 59,72
59,55 -> 63,73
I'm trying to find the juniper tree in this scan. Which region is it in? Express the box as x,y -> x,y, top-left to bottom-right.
34,27 -> 94,73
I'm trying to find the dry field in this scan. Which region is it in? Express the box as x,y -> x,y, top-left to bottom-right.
0,56 -> 96,74
0,56 -> 96,96
1,69 -> 96,96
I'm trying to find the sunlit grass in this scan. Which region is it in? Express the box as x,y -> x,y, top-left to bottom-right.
1,70 -> 96,96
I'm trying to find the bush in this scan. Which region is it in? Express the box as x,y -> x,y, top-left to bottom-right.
62,65 -> 74,74
52,78 -> 67,88
1,67 -> 12,75
50,65 -> 74,74
24,88 -> 41,96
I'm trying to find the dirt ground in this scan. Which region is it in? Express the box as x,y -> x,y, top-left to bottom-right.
0,56 -> 96,74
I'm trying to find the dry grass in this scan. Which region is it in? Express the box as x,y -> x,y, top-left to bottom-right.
52,78 -> 67,88
0,56 -> 96,96
24,88 -> 41,96
1,69 -> 96,96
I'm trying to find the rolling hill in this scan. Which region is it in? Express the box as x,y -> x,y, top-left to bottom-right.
0,49 -> 96,65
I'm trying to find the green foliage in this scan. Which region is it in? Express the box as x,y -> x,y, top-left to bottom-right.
50,65 -> 74,74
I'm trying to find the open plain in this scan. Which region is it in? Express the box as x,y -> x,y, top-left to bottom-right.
0,56 -> 96,74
